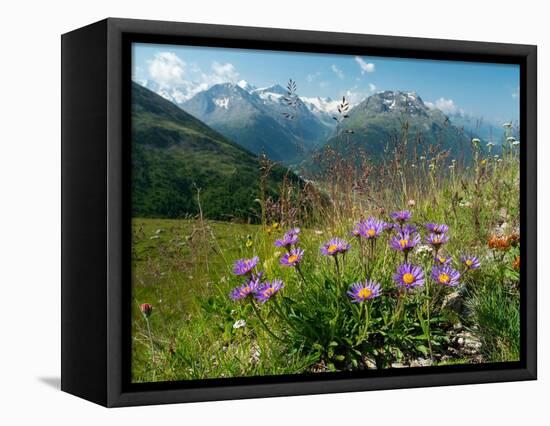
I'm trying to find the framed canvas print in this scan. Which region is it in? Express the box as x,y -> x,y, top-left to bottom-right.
61,18 -> 537,407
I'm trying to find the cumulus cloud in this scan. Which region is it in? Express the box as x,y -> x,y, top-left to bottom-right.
425,97 -> 460,114
368,83 -> 377,92
331,64 -> 344,79
355,57 -> 375,74
143,52 -> 240,103
148,52 -> 187,88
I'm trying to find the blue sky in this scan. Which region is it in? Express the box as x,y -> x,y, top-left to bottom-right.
132,42 -> 520,123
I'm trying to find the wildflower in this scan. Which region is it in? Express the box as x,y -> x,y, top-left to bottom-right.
233,319 -> 246,329
280,247 -> 304,267
425,223 -> 449,234
432,265 -> 461,287
481,159 -> 487,166
426,232 -> 450,250
513,256 -> 520,271
271,222 -> 280,230
255,279 -> 284,303
390,231 -> 421,253
233,256 -> 259,276
401,224 -> 419,234
507,136 -> 516,143
488,235 -> 510,251
471,138 -> 480,145
461,255 -> 481,270
353,217 -> 387,239
393,263 -> 425,289
321,237 -> 351,256
512,140 -> 520,146
229,274 -> 261,301
245,236 -> 253,248
140,303 -> 153,318
507,232 -> 520,246
415,244 -> 433,256
408,199 -> 416,207
390,210 -> 412,223
503,122 -> 512,128
274,229 -> 299,249
487,142 -> 495,148
434,254 -> 452,265
347,280 -> 381,303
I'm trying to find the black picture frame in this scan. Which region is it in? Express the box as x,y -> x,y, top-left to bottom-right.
61,17 -> 537,407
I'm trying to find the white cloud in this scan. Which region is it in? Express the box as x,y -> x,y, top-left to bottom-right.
355,57 -> 375,74
425,97 -> 460,114
512,86 -> 520,99
368,83 -> 377,92
319,81 -> 330,88
210,61 -> 239,83
148,52 -> 187,88
144,52 -> 241,103
331,64 -> 344,79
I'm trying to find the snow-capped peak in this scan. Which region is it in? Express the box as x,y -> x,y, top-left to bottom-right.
236,80 -> 256,92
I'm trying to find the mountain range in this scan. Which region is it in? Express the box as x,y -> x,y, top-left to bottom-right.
131,82 -> 299,220
321,90 -> 473,164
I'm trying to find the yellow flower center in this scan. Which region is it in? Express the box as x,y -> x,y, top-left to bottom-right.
466,259 -> 473,266
327,244 -> 338,253
438,273 -> 450,284
438,257 -> 446,263
399,239 -> 409,248
402,273 -> 415,284
288,254 -> 299,263
358,288 -> 372,299
264,288 -> 275,297
367,229 -> 376,236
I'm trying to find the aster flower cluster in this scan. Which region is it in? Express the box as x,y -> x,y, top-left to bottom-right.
229,257 -> 284,304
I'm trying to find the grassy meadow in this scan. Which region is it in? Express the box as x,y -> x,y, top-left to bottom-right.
131,137 -> 521,382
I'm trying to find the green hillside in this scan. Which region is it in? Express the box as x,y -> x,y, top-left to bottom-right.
131,82 -> 296,221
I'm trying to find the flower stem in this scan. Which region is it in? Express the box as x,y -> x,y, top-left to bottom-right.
145,317 -> 156,380
250,301 -> 285,342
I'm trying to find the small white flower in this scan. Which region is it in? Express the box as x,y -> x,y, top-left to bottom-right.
487,142 -> 495,147
459,200 -> 472,208
506,136 -> 516,142
471,138 -> 480,144
512,140 -> 520,146
494,155 -> 500,159
420,156 -> 426,160
233,319 -> 246,329
415,244 -> 433,255
314,230 -> 324,235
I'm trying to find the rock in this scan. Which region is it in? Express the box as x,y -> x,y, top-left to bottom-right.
442,291 -> 463,313
457,337 -> 465,346
410,358 -> 433,367
391,362 -> 407,369
363,356 -> 377,370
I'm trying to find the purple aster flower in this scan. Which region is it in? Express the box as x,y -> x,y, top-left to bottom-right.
400,224 -> 419,234
461,255 -> 481,270
229,274 -> 261,301
426,233 -> 450,250
351,220 -> 366,238
434,254 -> 452,265
390,210 -> 412,223
426,223 -> 450,234
362,217 -> 387,239
274,228 -> 300,249
347,280 -> 382,303
255,279 -> 284,303
389,231 -> 421,252
431,265 -> 461,287
280,247 -> 304,267
393,263 -> 425,289
233,256 -> 259,276
320,237 -> 351,256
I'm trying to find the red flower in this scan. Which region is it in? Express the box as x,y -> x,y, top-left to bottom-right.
140,303 -> 153,318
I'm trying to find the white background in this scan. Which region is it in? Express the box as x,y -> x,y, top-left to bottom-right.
0,0 -> 546,424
